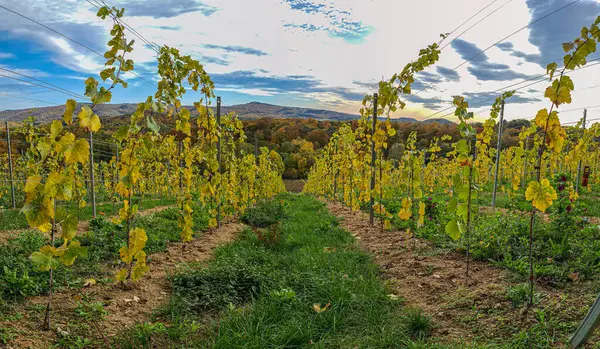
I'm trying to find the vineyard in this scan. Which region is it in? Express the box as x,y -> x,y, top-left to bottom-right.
1,2 -> 600,349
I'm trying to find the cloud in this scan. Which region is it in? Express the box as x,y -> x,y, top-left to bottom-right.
404,94 -> 446,110
211,70 -> 364,101
282,0 -> 373,44
451,39 -> 535,81
203,44 -> 268,56
524,0 -> 600,67
120,0 -> 219,18
0,65 -> 50,78
0,53 -> 15,60
283,0 -> 326,14
283,23 -> 325,32
436,66 -> 460,82
496,41 -> 542,65
352,80 -> 379,89
201,55 -> 230,66
462,91 -> 542,108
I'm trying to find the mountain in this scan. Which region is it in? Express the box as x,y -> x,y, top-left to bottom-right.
0,101 -> 454,124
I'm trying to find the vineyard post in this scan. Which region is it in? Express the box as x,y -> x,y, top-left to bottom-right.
178,141 -> 183,191
114,145 -> 119,214
216,96 -> 222,228
254,135 -> 258,165
333,141 -> 338,202
576,109 -> 587,193
491,100 -> 505,209
522,138 -> 529,187
5,121 -> 16,209
466,137 -> 477,278
369,93 -> 378,226
89,131 -> 96,218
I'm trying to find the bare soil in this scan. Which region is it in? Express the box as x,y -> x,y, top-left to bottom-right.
283,179 -> 305,193
325,200 -> 598,347
1,221 -> 244,349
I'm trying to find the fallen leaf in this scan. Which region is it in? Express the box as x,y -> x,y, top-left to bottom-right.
313,302 -> 331,313
83,278 -> 96,287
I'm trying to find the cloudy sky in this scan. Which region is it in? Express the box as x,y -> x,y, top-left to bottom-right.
0,0 -> 599,123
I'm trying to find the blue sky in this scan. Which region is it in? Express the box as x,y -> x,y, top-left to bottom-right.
0,0 -> 599,123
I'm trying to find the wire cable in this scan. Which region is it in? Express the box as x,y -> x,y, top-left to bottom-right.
415,0 -> 581,95
0,3 -> 156,86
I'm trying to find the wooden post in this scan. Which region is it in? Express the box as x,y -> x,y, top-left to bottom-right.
576,109 -> 587,193
89,131 -> 96,218
5,121 -> 16,209
369,93 -> 378,226
254,135 -> 259,165
491,100 -> 504,209
216,96 -> 222,228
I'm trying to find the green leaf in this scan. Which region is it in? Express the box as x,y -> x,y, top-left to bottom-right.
456,139 -> 468,153
30,247 -> 59,271
61,214 -> 78,241
445,220 -> 461,240
60,241 -> 88,266
447,197 -> 457,214
100,67 -> 116,81
146,116 -> 160,134
562,42 -> 574,52
457,203 -> 468,221
114,125 -> 129,141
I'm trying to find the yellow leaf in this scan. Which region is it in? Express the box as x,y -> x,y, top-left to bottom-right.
525,179 -> 557,212
312,302 -> 331,313
116,268 -> 129,282
50,120 -> 63,139
24,175 -> 43,194
89,114 -> 101,132
63,99 -> 76,124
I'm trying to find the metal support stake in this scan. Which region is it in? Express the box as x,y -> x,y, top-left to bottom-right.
491,100 -> 505,209
5,121 -> 16,209
89,131 -> 96,218
576,109 -> 587,193
369,93 -> 378,227
216,96 -> 222,228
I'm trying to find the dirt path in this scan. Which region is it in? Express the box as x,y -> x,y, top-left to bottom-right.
325,201 -> 595,346
3,221 -> 245,348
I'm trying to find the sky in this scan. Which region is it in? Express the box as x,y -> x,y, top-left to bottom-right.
0,0 -> 599,124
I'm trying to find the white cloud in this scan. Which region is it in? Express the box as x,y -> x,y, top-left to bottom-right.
0,53 -> 16,60
1,0 -> 598,125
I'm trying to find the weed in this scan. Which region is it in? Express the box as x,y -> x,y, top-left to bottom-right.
405,308 -> 433,340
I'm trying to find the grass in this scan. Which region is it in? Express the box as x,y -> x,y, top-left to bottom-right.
0,203 -> 208,307
113,194 -> 436,348
0,195 -> 176,231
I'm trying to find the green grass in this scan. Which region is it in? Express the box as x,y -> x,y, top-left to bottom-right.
0,203 -> 207,307
0,196 -> 176,231
114,194 -> 438,348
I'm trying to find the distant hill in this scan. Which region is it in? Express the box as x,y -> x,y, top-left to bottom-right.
0,101 -> 454,124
